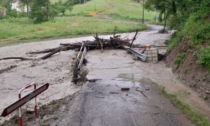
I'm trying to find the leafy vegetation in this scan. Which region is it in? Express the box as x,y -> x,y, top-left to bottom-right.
30,0 -> 51,23
145,0 -> 210,70
197,47 -> 210,69
145,0 -> 176,31
161,87 -> 210,126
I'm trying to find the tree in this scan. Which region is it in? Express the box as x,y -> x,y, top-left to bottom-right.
142,0 -> 144,23
66,0 -> 90,5
68,5 -> 73,15
132,0 -> 145,23
55,0 -> 66,15
30,0 -> 51,23
145,0 -> 176,31
21,0 -> 30,16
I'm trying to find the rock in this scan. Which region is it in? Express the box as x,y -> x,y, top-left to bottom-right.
145,88 -> 150,91
204,96 -> 208,100
121,88 -> 130,91
205,91 -> 210,94
109,92 -> 119,94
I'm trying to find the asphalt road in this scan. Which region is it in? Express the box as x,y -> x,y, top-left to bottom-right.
51,79 -> 194,126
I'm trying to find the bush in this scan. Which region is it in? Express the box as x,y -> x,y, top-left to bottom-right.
7,9 -> 18,18
197,47 -> 210,69
30,0 -> 51,23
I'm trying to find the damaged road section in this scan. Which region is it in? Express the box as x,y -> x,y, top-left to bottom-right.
23,80 -> 193,126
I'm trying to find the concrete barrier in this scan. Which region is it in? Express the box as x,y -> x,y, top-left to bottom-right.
145,48 -> 159,63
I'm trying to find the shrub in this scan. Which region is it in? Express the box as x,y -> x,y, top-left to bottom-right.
197,47 -> 210,70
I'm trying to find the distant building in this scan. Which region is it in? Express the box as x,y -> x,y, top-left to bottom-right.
11,0 -> 27,12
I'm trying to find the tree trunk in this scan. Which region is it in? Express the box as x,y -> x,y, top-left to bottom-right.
163,11 -> 167,31
26,3 -> 29,17
142,0 -> 144,23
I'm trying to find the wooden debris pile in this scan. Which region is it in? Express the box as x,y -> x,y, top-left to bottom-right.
0,31 -> 139,61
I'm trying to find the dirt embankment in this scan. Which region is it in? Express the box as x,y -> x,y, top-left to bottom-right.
166,38 -> 210,105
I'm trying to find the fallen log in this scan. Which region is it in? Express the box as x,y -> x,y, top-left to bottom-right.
0,57 -> 33,61
27,48 -> 59,54
130,30 -> 139,47
40,47 -> 62,60
0,32 -> 140,61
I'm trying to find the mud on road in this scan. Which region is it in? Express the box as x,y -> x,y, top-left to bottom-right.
0,23 -> 210,125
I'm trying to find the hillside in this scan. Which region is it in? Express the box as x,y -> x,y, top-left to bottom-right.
71,0 -> 154,21
165,0 -> 210,104
0,0 -> 152,46
50,0 -> 154,21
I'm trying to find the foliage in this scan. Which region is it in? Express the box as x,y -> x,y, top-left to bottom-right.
0,0 -> 10,7
30,0 -> 51,23
145,0 -> 176,30
66,0 -> 91,5
7,9 -> 18,18
197,47 -> 210,69
21,0 -> 30,16
132,0 -> 141,3
154,0 -> 210,70
53,0 -> 66,15
174,53 -> 186,69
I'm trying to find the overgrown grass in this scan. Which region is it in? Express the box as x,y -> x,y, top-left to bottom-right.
197,47 -> 210,69
161,87 -> 210,126
168,14 -> 210,70
0,16 -> 146,46
70,0 -> 155,21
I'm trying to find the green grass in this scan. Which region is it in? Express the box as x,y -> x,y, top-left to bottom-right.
70,0 -> 155,21
0,16 -> 146,46
161,87 -> 210,126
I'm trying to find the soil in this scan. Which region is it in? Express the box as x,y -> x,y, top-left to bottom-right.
166,38 -> 210,106
1,93 -> 76,126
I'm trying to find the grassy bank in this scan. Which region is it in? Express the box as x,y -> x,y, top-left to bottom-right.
70,0 -> 154,21
168,15 -> 210,70
161,87 -> 210,126
0,16 -> 146,47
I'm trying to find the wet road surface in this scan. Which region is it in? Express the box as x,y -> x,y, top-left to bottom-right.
51,49 -> 194,126
52,79 -> 194,126
0,23 -> 199,125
